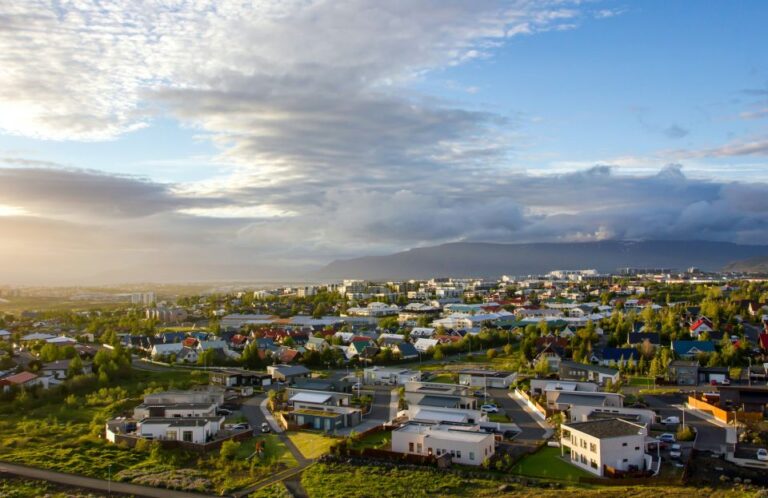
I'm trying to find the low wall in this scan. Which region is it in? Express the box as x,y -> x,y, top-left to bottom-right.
514,389 -> 547,419
114,429 -> 251,454
687,396 -> 762,424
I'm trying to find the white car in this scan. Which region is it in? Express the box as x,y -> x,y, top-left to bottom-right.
657,433 -> 676,443
480,404 -> 499,413
661,416 -> 680,424
757,449 -> 768,461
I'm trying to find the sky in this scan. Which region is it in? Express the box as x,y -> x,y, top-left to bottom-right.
0,0 -> 767,284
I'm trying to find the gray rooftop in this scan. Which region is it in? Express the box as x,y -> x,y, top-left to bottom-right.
565,418 -> 645,439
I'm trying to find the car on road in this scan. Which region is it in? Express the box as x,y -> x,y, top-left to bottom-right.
260,422 -> 271,433
480,404 -> 499,413
474,391 -> 489,398
657,433 -> 676,443
352,382 -> 362,390
231,423 -> 250,431
660,416 -> 680,424
216,408 -> 233,416
757,448 -> 768,461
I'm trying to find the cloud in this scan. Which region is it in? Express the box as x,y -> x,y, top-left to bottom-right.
695,138 -> 768,158
663,124 -> 689,139
740,108 -> 768,120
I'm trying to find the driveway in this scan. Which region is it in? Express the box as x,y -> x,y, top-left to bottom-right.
487,388 -> 548,442
644,393 -> 727,453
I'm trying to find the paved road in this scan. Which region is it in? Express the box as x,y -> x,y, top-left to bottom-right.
0,461 -> 219,498
644,393 -> 727,453
487,388 -> 548,442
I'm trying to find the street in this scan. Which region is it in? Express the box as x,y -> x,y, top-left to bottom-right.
644,393 -> 727,453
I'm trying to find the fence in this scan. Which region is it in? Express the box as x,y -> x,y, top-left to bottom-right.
687,395 -> 762,424
514,388 -> 548,419
114,429 -> 251,454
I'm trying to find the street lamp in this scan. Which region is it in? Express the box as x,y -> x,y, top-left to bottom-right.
108,463 -> 112,495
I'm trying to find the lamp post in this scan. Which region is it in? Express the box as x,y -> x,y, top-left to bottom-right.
108,463 -> 112,495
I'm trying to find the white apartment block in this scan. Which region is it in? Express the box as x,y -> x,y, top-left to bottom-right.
561,418 -> 649,477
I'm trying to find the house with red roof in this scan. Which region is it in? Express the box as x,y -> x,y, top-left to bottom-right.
1,371 -> 49,392
689,317 -> 714,337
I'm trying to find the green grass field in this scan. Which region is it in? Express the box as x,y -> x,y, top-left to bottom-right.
350,430 -> 391,450
286,431 -> 339,459
512,447 -> 593,482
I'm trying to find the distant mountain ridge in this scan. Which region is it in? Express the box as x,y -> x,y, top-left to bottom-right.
315,240 -> 768,280
723,256 -> 768,274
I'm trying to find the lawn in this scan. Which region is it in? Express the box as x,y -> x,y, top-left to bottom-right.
512,447 -> 593,482
286,431 -> 339,459
428,373 -> 456,383
350,430 -> 391,450
487,412 -> 510,423
626,376 -> 655,387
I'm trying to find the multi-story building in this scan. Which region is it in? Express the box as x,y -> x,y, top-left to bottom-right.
560,418 -> 649,477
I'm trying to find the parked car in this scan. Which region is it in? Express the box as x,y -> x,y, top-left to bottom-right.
721,378 -> 731,385
669,448 -> 682,459
474,391 -> 488,398
660,416 -> 680,424
757,448 -> 768,461
352,383 -> 362,391
260,422 -> 271,433
216,408 -> 233,416
657,433 -> 676,443
481,404 -> 499,413
232,423 -> 250,430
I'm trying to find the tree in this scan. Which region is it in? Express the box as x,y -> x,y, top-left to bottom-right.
534,355 -> 550,377
433,346 -> 444,361
487,349 -> 497,360
68,355 -> 84,378
39,343 -> 60,363
219,440 -> 239,461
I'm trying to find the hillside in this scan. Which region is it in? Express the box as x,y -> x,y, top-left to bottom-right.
722,256 -> 768,274
315,240 -> 768,279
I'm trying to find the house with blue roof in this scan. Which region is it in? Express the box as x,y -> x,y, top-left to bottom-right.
627,332 -> 660,346
591,347 -> 639,366
672,340 -> 715,359
159,331 -> 186,343
393,341 -> 419,360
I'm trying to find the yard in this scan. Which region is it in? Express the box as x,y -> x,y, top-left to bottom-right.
512,447 -> 593,482
0,368 -> 292,495
286,431 -> 339,459
349,430 -> 391,450
235,435 -> 298,468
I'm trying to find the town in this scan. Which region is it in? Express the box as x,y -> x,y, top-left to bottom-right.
2,268 -> 768,497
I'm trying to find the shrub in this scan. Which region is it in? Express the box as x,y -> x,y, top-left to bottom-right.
676,426 -> 695,441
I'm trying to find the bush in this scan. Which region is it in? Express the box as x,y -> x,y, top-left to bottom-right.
676,426 -> 695,441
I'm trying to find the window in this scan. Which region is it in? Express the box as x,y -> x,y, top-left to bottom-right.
580,454 -> 587,464
590,460 -> 598,469
622,442 -> 627,447
409,442 -> 414,452
182,431 -> 193,442
469,452 -> 475,461
622,458 -> 628,463
634,446 -> 640,451
456,451 -> 461,459
416,443 -> 423,454
590,443 -> 596,453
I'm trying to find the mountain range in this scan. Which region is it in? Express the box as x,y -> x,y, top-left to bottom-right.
315,240 -> 768,280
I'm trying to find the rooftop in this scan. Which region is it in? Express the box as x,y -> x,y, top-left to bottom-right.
565,418 -> 645,439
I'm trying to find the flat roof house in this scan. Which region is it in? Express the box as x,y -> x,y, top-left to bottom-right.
267,364 -> 311,384
559,361 -> 620,385
457,369 -> 517,389
561,418 -> 649,477
210,369 -> 272,388
391,422 -> 495,466
667,360 -> 699,386
404,382 -> 477,410
364,366 -> 422,385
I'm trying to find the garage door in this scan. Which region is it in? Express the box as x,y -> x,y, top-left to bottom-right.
710,373 -> 726,383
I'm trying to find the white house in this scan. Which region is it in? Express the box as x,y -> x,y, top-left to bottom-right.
561,418 -> 649,477
391,422 -> 495,466
414,338 -> 438,353
363,366 -> 422,385
151,343 -> 184,358
405,405 -> 487,425
457,369 -> 517,389
137,417 -> 223,444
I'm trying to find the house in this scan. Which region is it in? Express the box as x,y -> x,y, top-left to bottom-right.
667,360 -> 699,385
378,333 -> 406,347
627,333 -> 660,346
143,388 -> 225,406
559,361 -> 620,385
266,364 -> 311,384
560,418 -> 649,477
391,422 -> 495,466
405,405 -> 487,425
293,379 -> 354,393
393,342 -> 419,360
414,338 -> 438,353
532,340 -> 567,372
410,327 -> 436,339
404,382 -> 477,410
530,379 -> 599,396
592,348 -> 638,367
209,369 -> 272,388
305,336 -> 329,352
41,359 -> 92,380
135,417 -> 224,444
689,317 -> 714,337
133,401 -> 217,419
569,405 -> 657,426
546,390 -> 623,412
0,330 -> 11,340
151,343 -> 184,359
20,333 -> 56,343
363,366 -> 422,385
1,371 -> 48,392
698,366 -> 729,385
347,338 -> 379,359
717,386 -> 768,414
457,369 -> 517,389
287,388 -> 362,431
671,340 -> 715,359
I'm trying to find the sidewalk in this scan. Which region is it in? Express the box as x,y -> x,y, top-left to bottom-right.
260,397 -> 284,433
